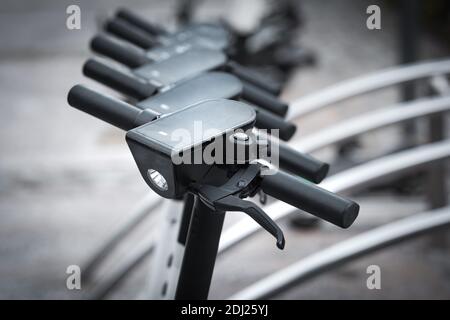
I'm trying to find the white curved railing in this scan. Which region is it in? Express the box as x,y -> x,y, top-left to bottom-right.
294,95 -> 450,153
288,58 -> 450,120
230,206 -> 450,299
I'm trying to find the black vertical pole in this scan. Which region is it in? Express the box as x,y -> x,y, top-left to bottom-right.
398,0 -> 420,140
398,0 -> 448,232
427,110 -> 448,248
175,196 -> 225,300
426,113 -> 448,210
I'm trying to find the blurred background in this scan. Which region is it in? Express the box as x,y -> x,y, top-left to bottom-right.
0,0 -> 449,299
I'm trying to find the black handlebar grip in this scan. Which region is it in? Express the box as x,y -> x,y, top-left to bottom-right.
67,85 -> 157,130
261,170 -> 359,228
278,142 -> 329,183
105,18 -> 156,49
254,108 -> 296,141
227,61 -> 282,96
90,35 -> 148,68
241,80 -> 288,117
116,8 -> 167,36
83,59 -> 156,100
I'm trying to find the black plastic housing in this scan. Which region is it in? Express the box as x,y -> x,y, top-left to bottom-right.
133,48 -> 227,87
126,99 -> 256,198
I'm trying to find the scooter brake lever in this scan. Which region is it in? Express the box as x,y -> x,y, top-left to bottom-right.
214,195 -> 285,249
191,164 -> 285,250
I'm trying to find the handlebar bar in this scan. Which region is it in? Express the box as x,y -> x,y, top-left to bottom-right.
254,108 -> 296,141
261,170 -> 359,228
227,61 -> 282,96
116,8 -> 167,36
83,59 -> 156,100
105,18 -> 156,49
254,132 -> 328,183
240,80 -> 288,117
277,141 -> 329,183
90,35 -> 148,68
67,85 -> 157,130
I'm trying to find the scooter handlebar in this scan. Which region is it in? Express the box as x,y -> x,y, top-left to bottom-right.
261,169 -> 359,228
